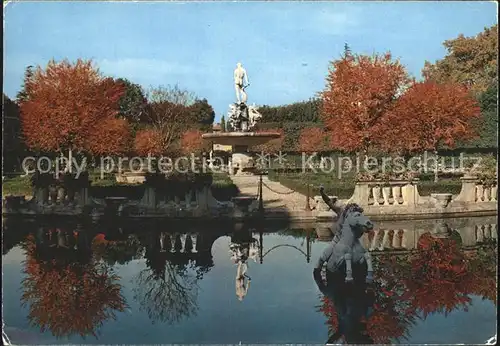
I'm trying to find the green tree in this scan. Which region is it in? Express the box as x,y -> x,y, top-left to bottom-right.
188,98 -> 215,131
474,82 -> 498,148
16,65 -> 34,103
422,25 -> 498,96
3,94 -> 27,172
115,78 -> 147,126
220,115 -> 226,132
259,98 -> 322,123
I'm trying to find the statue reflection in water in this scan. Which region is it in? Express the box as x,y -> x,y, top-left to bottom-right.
229,229 -> 259,301
314,267 -> 375,344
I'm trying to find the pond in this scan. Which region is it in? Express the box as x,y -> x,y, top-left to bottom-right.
2,216 -> 497,344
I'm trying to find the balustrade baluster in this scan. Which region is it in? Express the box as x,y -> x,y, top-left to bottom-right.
190,233 -> 198,253
379,229 -> 390,251
476,185 -> 484,202
180,233 -> 187,253
369,229 -> 379,251
170,233 -> 177,253
476,225 -> 485,243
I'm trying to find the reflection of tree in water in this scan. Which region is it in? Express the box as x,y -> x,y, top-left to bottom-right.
20,230 -> 127,339
133,232 -> 211,325
318,233 -> 497,344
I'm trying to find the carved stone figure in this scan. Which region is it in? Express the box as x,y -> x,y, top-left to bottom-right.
234,62 -> 249,103
313,188 -> 375,284
227,103 -> 262,132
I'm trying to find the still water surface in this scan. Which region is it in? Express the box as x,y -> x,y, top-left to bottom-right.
2,217 -> 497,344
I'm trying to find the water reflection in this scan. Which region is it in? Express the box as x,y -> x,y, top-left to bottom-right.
132,230 -> 215,325
317,231 -> 497,344
229,228 -> 259,301
2,217 -> 497,343
20,227 -> 127,339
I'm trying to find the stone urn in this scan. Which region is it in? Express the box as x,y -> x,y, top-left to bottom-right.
431,193 -> 453,209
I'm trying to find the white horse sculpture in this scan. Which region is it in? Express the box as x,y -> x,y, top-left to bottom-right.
314,186 -> 375,283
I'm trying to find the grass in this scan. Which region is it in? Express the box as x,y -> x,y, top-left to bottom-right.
2,175 -> 32,197
2,172 -> 239,202
267,170 -> 463,198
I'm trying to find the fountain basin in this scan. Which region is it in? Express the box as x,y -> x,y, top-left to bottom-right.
202,131 -> 280,147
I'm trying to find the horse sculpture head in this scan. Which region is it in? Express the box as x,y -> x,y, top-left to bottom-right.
340,203 -> 373,238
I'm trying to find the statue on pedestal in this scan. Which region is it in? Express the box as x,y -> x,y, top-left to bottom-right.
228,62 -> 262,132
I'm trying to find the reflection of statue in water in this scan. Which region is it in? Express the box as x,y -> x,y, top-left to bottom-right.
314,268 -> 375,344
229,235 -> 259,301
234,62 -> 249,103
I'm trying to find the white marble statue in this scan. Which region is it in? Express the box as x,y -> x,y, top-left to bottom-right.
234,62 -> 249,103
248,104 -> 262,129
227,103 -> 262,132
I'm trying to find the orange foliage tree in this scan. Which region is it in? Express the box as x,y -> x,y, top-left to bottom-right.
134,128 -> 165,157
320,52 -> 411,156
19,59 -> 130,163
387,81 -> 481,155
180,129 -> 209,155
86,118 -> 132,157
297,127 -> 328,153
20,233 -> 127,339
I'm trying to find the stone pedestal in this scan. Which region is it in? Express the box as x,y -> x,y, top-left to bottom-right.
231,145 -> 255,175
201,132 -> 281,176
454,175 -> 478,202
348,182 -> 371,206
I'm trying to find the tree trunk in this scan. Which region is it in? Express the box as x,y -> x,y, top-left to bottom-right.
68,148 -> 73,173
434,150 -> 439,183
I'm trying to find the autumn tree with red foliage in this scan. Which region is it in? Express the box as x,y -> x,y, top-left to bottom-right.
387,81 -> 481,154
297,127 -> 328,153
180,129 -> 210,155
19,59 -> 131,162
320,52 -> 411,155
134,128 -> 165,157
86,118 -> 132,156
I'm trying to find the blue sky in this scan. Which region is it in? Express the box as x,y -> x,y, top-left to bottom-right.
3,1 -> 498,121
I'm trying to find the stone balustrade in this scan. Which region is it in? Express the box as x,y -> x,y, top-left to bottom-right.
316,216 -> 497,252
309,175 -> 497,219
347,180 -> 420,207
